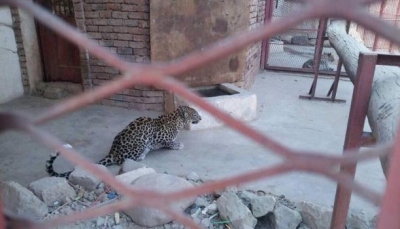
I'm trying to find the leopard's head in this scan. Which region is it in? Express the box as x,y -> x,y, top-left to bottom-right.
177,106 -> 202,124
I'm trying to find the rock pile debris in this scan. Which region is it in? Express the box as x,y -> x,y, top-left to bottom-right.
1,160 -> 374,229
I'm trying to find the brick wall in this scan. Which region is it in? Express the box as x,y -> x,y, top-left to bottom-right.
10,8 -> 30,93
239,0 -> 265,89
73,0 -> 164,111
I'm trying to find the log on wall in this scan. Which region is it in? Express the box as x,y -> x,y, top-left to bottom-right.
327,21 -> 400,177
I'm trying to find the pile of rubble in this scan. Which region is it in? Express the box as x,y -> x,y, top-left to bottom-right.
1,159 -> 375,229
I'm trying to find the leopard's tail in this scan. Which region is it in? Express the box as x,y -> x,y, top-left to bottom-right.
45,144 -> 74,179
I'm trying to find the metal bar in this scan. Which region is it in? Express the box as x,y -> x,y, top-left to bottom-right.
260,0 -> 272,68
361,131 -> 376,147
376,53 -> 400,66
299,95 -> 346,103
330,53 -> 377,229
261,0 -> 274,68
266,65 -> 348,77
310,18 -> 328,98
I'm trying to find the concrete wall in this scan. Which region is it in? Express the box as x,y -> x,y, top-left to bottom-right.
0,7 -> 24,103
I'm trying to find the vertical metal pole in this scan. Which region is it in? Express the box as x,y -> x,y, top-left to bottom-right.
261,0 -> 274,69
330,53 -> 377,229
310,18 -> 327,98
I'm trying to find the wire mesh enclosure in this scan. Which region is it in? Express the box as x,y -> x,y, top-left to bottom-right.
1,0 -> 400,228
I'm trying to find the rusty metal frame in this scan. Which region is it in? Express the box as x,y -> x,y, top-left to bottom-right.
1,0 -> 400,228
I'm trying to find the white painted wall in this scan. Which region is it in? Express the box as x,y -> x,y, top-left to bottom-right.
0,7 -> 23,103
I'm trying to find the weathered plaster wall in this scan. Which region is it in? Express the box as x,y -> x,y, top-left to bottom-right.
0,7 -> 24,103
150,0 -> 249,87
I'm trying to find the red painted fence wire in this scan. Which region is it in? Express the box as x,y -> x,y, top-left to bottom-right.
0,0 -> 399,228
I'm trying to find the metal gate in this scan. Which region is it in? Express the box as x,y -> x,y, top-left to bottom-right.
36,0 -> 82,83
263,0 -> 344,75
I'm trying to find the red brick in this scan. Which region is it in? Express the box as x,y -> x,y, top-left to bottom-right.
102,33 -> 117,40
100,11 -> 112,18
93,19 -> 108,25
133,35 -> 149,42
85,11 -> 100,18
112,11 -> 128,19
114,40 -> 129,47
121,5 -> 138,11
128,12 -> 148,19
100,40 -> 114,47
108,19 -> 123,26
123,19 -> 138,27
117,47 -> 133,55
107,3 -> 121,10
91,4 -> 106,10
138,20 -> 149,28
86,25 -> 99,32
99,26 -> 113,32
113,26 -> 129,33
129,41 -> 146,49
128,27 -> 149,35
133,48 -> 149,56
88,32 -> 101,39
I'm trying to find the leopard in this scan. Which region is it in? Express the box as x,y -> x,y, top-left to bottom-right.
45,106 -> 202,179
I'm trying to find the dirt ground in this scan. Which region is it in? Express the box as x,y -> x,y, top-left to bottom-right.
0,70 -> 385,218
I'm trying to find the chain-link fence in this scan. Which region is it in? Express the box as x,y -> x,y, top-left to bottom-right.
1,0 -> 400,228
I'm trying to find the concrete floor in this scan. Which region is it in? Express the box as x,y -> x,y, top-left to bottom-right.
0,70 -> 385,218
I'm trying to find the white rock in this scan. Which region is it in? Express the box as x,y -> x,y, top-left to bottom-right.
217,191 -> 257,229
69,164 -> 108,191
250,195 -> 276,217
96,217 -> 105,227
237,190 -> 258,208
274,203 -> 302,229
121,159 -> 146,174
195,197 -> 209,207
28,177 -> 76,205
115,167 -> 156,189
186,171 -> 200,181
1,181 -> 48,219
347,209 -> 370,229
296,201 -> 332,229
123,173 -> 196,227
201,218 -> 211,228
206,202 -> 218,215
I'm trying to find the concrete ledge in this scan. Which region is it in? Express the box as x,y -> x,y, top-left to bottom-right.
178,83 -> 258,130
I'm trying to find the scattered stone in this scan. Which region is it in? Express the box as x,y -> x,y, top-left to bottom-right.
113,225 -> 123,229
186,171 -> 201,181
69,164 -> 108,191
195,196 -> 209,207
296,201 -> 332,229
201,218 -> 211,228
28,177 -> 76,206
215,185 -> 238,196
115,167 -> 156,188
96,217 -> 105,227
251,195 -> 276,218
274,203 -> 302,229
123,173 -> 196,227
346,209 -> 370,229
121,159 -> 146,174
217,191 -> 257,229
297,222 -> 312,229
237,190 -> 258,208
206,202 -> 218,215
291,35 -> 309,45
1,181 -> 48,219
